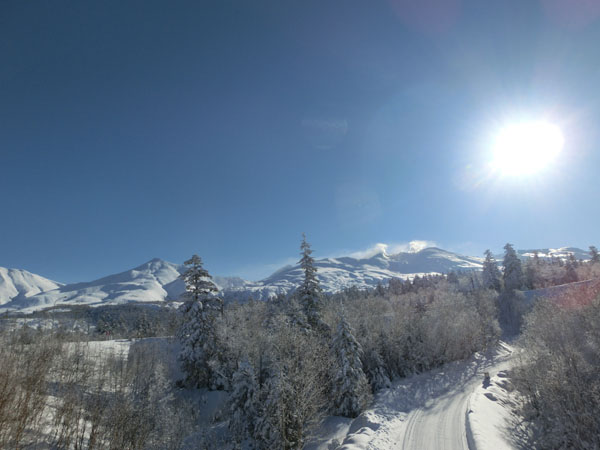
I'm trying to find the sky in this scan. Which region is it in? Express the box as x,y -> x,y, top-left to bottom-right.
2,0 -> 600,283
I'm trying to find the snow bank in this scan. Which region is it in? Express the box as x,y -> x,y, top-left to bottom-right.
467,344 -> 518,450
315,342 -> 514,450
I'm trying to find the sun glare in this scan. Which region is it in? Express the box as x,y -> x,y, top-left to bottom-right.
491,121 -> 564,176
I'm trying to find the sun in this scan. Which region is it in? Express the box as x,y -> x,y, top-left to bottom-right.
491,121 -> 564,176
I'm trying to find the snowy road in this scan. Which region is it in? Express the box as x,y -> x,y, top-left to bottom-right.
337,343 -> 513,450
396,374 -> 476,450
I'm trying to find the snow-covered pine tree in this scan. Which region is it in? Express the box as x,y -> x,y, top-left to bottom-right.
177,255 -> 224,388
502,243 -> 524,292
228,358 -> 259,445
331,312 -> 371,417
254,371 -> 283,449
482,249 -> 502,292
298,234 -> 327,333
363,348 -> 391,392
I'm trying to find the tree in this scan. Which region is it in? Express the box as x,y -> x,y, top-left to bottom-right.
177,255 -> 224,388
590,246 -> 600,264
502,243 -> 524,292
254,326 -> 328,450
564,258 -> 579,284
297,234 -> 327,333
330,312 -> 371,417
482,250 -> 502,292
228,359 -> 259,444
447,271 -> 459,285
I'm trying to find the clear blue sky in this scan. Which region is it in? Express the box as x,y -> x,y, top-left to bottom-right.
2,0 -> 600,283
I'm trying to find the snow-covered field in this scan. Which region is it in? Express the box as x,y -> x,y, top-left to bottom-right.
310,342 -> 515,450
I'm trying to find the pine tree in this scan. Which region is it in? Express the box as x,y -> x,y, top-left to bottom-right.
482,249 -> 502,292
331,312 -> 371,417
254,372 -> 283,449
298,234 -> 327,333
564,258 -> 579,283
177,255 -> 224,388
590,246 -> 599,264
228,358 -> 259,444
447,271 -> 459,285
502,243 -> 524,292
363,349 -> 391,392
524,258 -> 537,290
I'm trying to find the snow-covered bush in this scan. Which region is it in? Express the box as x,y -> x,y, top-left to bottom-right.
513,294 -> 600,449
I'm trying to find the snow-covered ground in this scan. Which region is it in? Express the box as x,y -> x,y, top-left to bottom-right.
468,366 -> 521,450
311,342 -> 515,450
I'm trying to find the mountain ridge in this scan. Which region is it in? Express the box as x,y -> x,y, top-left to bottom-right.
0,246 -> 590,311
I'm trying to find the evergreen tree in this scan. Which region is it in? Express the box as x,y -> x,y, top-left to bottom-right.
524,258 -> 537,290
447,271 -> 459,285
228,359 -> 259,444
298,234 -> 327,332
590,246 -> 600,264
177,255 -> 224,388
482,250 -> 502,292
254,372 -> 283,449
564,258 -> 579,283
331,312 -> 371,417
568,252 -> 578,268
362,348 -> 391,392
502,243 -> 524,292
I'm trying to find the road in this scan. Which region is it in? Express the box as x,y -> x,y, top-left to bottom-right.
394,345 -> 513,450
339,343 -> 514,450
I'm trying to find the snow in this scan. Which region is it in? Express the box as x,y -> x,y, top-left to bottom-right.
315,342 -> 514,450
0,267 -> 62,305
497,247 -> 590,262
221,247 -> 485,301
0,248 -> 484,312
1,245 -> 589,311
467,367 -> 518,450
305,416 -> 353,450
0,258 -> 185,313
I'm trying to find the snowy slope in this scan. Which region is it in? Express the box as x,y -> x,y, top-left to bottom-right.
2,245 -> 585,311
221,247 -> 483,300
0,248 -> 484,311
0,268 -> 62,305
494,247 -> 589,262
0,258 -> 185,312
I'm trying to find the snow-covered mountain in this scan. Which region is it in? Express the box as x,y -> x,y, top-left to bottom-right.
517,247 -> 590,261
491,247 -> 590,263
0,247 -> 483,311
2,245 -> 589,312
219,247 -> 483,301
0,268 -> 62,306
0,259 -> 185,312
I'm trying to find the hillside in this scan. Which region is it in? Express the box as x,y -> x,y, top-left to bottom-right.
0,268 -> 62,306
2,245 -> 590,311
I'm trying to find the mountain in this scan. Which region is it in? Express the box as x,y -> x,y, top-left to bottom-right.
491,247 -> 590,263
2,245 -> 588,312
517,247 -> 590,261
0,258 -> 185,312
219,247 -> 483,301
0,248 -> 483,312
0,268 -> 62,306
